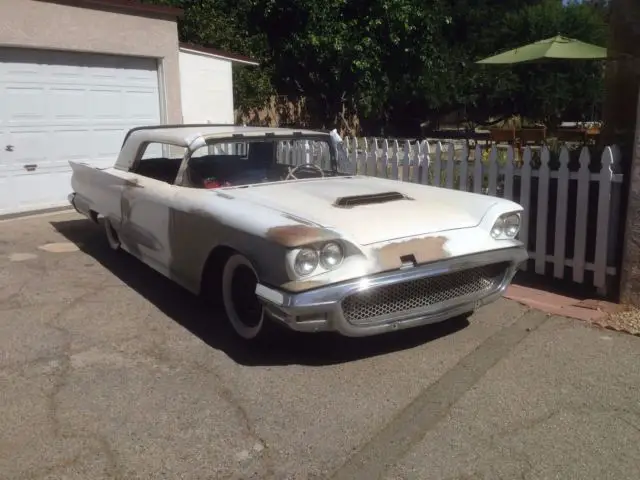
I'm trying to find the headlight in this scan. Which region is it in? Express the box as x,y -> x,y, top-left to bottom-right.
490,217 -> 505,238
320,242 -> 344,269
294,248 -> 319,276
491,213 -> 521,239
503,213 -> 521,238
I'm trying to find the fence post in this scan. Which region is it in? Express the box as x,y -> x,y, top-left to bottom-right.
473,145 -> 483,194
292,139 -> 301,165
283,141 -> 292,165
366,138 -> 376,177
433,142 -> 443,187
354,138 -> 365,174
420,141 -> 431,185
390,140 -> 399,180
381,139 -> 389,178
343,137 -> 350,171
488,145 -> 499,196
304,140 -> 311,164
344,137 -> 354,174
414,141 -> 423,183
459,145 -> 469,191
553,147 -> 570,279
403,140 -> 411,182
534,146 -> 551,275
504,146 -> 515,200
519,148 -> 533,271
607,145 -> 623,294
445,143 -> 455,189
572,147 -> 591,284
594,147 -> 615,294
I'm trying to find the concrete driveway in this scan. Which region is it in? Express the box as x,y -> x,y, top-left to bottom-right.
1,211 -> 639,480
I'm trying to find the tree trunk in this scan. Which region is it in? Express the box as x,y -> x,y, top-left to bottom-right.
601,0 -> 640,162
610,0 -> 640,304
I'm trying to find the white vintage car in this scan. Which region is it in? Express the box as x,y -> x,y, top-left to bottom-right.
68,124 -> 527,341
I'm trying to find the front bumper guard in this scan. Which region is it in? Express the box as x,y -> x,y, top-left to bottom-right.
255,246 -> 528,337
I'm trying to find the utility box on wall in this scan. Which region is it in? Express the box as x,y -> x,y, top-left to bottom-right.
178,44 -> 259,125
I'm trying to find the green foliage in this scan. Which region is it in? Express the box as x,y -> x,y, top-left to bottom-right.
143,0 -> 609,135
140,0 -> 275,110
441,0 -> 608,130
485,0 -> 608,127
246,0 -> 457,133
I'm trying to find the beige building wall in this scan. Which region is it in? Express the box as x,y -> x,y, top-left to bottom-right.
0,0 -> 182,123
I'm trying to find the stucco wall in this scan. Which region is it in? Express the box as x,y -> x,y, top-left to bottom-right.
0,0 -> 182,123
179,49 -> 234,124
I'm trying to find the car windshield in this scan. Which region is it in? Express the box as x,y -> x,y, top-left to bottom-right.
185,137 -> 350,189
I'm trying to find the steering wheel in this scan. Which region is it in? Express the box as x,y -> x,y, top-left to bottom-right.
285,163 -> 325,180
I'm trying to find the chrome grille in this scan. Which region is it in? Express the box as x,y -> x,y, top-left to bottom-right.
341,262 -> 509,326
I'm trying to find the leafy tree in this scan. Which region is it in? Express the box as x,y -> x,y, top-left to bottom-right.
143,0 -> 608,135
141,0 -> 275,111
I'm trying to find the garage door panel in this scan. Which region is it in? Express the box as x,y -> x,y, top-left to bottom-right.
5,85 -> 47,125
54,129 -> 93,162
4,129 -> 48,167
3,128 -> 76,177
51,88 -> 88,120
51,62 -> 85,81
125,89 -> 161,120
0,172 -> 74,215
91,88 -> 123,119
0,59 -> 39,80
0,48 -> 162,215
95,128 -> 128,154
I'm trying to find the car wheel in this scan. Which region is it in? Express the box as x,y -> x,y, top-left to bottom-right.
103,217 -> 121,251
221,253 -> 270,341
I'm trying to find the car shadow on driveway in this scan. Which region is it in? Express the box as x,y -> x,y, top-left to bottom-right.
51,218 -> 470,367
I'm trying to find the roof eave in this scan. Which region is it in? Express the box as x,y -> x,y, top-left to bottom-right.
36,0 -> 183,20
179,43 -> 259,66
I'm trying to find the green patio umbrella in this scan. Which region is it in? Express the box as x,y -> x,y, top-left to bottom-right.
476,35 -> 607,64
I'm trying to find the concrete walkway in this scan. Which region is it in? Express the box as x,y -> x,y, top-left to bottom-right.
1,211 -> 639,479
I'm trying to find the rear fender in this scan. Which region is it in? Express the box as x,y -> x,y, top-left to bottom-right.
69,161 -> 132,227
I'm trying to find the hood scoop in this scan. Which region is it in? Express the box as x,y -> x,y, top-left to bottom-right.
333,191 -> 412,208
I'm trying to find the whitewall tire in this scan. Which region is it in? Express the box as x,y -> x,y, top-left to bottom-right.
221,254 -> 266,340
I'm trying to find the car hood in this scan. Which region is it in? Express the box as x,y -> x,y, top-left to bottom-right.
225,176 -> 499,245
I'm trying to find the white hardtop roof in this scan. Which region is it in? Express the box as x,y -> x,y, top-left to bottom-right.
124,125 -> 330,148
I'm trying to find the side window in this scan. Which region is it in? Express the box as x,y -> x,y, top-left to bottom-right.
185,142 -> 252,188
131,142 -> 187,184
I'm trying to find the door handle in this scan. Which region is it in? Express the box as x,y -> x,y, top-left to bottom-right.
6,145 -> 14,152
24,164 -> 37,172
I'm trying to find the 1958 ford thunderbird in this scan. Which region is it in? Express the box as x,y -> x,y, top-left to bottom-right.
68,124 -> 528,341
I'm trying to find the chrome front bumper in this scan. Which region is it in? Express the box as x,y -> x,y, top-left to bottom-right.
255,247 -> 528,337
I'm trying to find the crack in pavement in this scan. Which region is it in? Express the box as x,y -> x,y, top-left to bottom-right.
73,317 -> 275,477
108,315 -> 269,451
33,281 -> 125,480
117,341 -> 274,474
13,450 -> 90,480
329,309 -> 549,480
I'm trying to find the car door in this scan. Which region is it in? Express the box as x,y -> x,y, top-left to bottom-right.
119,141 -> 186,278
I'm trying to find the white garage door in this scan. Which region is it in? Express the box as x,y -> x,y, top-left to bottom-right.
0,48 -> 162,216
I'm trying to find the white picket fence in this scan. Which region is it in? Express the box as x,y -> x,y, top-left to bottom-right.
337,138 -> 623,294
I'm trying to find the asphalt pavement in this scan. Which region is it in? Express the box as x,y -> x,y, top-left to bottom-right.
1,211 -> 638,480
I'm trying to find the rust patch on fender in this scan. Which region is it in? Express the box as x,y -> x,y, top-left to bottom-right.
376,236 -> 449,270
266,225 -> 334,248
